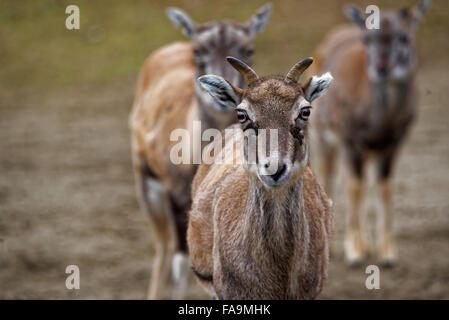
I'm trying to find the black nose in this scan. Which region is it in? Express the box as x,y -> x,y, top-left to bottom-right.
269,164 -> 287,182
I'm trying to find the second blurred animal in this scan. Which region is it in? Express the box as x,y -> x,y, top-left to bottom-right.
310,0 -> 430,265
129,4 -> 272,299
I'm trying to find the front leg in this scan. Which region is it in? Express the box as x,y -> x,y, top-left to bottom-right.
316,130 -> 338,199
132,154 -> 175,299
344,149 -> 369,266
376,152 -> 397,266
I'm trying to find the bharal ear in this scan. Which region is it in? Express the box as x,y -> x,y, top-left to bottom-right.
303,73 -> 333,102
166,7 -> 196,38
198,75 -> 243,109
246,3 -> 273,37
411,0 -> 431,31
343,4 -> 366,28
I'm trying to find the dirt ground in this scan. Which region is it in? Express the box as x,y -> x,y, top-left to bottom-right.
0,0 -> 448,299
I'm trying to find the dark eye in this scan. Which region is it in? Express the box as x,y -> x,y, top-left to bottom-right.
236,109 -> 249,123
193,48 -> 208,57
245,49 -> 254,57
398,34 -> 409,44
299,107 -> 311,121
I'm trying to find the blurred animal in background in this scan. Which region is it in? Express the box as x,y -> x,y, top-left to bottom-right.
129,4 -> 272,299
188,57 -> 333,299
309,0 -> 430,266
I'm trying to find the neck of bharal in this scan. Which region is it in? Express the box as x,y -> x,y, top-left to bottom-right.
370,78 -> 413,112
243,176 -> 308,271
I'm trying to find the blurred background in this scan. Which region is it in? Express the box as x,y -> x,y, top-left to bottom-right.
0,0 -> 448,299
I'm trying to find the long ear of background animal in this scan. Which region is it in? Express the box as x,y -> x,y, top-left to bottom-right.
166,7 -> 196,38
198,75 -> 243,109
411,0 -> 431,31
246,3 -> 273,37
303,72 -> 333,102
343,4 -> 366,28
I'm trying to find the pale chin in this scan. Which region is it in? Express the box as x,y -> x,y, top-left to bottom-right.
257,171 -> 292,188
368,66 -> 410,82
367,67 -> 383,82
390,67 -> 410,81
246,159 -> 307,189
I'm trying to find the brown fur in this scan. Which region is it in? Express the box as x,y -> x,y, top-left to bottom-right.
311,3 -> 429,265
130,41 -> 199,299
130,5 -> 272,298
188,69 -> 334,299
131,42 -> 197,182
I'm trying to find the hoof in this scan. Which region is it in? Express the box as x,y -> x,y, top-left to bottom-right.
344,234 -> 369,267
377,238 -> 396,268
344,248 -> 367,267
378,247 -> 397,268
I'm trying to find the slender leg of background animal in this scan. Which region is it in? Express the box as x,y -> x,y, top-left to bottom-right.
169,197 -> 191,300
344,150 -> 369,265
315,139 -> 338,255
314,132 -> 338,199
171,251 -> 190,299
318,142 -> 337,200
376,152 -> 396,266
133,155 -> 175,299
148,233 -> 172,299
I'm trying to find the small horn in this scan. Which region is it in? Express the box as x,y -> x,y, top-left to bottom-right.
226,56 -> 258,85
285,57 -> 314,83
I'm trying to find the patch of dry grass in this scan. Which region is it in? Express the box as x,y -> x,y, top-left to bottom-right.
1,0 -> 447,91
